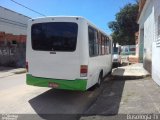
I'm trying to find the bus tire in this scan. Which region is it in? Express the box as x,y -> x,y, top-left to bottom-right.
96,72 -> 103,87
108,70 -> 112,75
88,72 -> 103,91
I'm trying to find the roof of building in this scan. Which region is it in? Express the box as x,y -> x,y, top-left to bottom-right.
0,6 -> 31,19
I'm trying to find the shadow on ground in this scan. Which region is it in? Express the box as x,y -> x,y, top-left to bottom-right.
112,67 -> 148,80
29,83 -> 104,120
112,63 -> 121,68
112,68 -> 125,76
84,76 -> 125,115
29,89 -> 86,120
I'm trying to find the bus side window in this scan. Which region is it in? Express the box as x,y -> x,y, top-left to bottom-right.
98,32 -> 102,55
88,27 -> 94,57
94,30 -> 98,56
101,34 -> 105,55
97,32 -> 99,55
104,37 -> 108,55
88,26 -> 98,57
106,37 -> 108,54
109,38 -> 111,54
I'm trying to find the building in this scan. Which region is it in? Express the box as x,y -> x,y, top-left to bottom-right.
0,6 -> 30,67
138,0 -> 160,85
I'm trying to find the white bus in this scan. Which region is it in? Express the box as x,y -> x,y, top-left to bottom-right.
26,16 -> 112,91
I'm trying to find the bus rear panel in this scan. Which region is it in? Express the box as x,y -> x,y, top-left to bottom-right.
26,17 -> 88,91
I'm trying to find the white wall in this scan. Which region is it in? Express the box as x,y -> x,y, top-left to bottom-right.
138,0 -> 155,73
152,0 -> 160,86
152,43 -> 160,86
0,6 -> 30,35
138,0 -> 160,86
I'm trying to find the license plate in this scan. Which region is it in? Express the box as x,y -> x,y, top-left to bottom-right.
48,82 -> 59,88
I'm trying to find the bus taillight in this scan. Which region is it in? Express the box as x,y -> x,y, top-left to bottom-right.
26,62 -> 28,72
80,65 -> 88,77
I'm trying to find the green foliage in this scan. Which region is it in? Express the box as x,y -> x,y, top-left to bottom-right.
108,3 -> 139,45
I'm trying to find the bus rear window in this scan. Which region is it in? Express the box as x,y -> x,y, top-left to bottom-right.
31,22 -> 78,51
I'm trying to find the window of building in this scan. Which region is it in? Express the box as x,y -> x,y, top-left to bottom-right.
12,40 -> 17,45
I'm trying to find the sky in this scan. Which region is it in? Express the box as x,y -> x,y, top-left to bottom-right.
0,0 -> 136,35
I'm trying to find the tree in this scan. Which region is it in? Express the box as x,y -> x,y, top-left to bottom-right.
108,3 -> 139,45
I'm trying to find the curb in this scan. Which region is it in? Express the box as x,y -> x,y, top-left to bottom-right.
0,69 -> 26,78
12,69 -> 26,74
111,74 -> 150,80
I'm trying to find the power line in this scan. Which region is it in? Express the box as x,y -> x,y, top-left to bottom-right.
0,17 -> 27,27
10,0 -> 46,17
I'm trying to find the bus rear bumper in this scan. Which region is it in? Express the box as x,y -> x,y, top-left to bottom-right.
26,74 -> 87,91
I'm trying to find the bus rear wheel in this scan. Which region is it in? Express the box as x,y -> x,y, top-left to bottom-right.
96,73 -> 103,87
88,72 -> 103,91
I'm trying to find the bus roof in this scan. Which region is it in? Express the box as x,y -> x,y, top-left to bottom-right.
29,16 -> 110,39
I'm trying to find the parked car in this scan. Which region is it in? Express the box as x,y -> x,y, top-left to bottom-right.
112,47 -> 122,66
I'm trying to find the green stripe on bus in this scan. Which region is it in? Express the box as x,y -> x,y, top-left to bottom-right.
26,74 -> 87,91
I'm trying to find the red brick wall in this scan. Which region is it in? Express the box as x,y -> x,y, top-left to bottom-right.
0,32 -> 26,43
0,31 -> 26,67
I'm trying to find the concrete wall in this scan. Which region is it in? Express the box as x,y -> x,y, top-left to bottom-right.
0,43 -> 26,67
152,0 -> 160,86
138,28 -> 144,63
138,0 -> 160,86
143,2 -> 155,73
138,0 -> 155,73
0,6 -> 30,67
